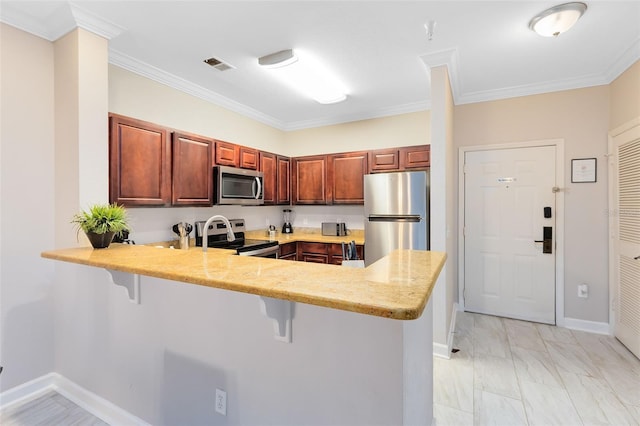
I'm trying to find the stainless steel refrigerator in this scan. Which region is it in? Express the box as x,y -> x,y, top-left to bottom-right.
364,171 -> 429,266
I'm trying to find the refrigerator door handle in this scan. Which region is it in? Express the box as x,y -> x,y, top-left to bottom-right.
368,214 -> 422,222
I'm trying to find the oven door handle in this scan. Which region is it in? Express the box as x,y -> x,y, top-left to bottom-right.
238,245 -> 279,257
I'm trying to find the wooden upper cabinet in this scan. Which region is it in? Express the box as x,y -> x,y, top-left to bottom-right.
369,148 -> 400,172
172,132 -> 214,206
239,146 -> 258,170
400,145 -> 430,169
109,114 -> 171,206
276,155 -> 291,205
214,140 -> 238,167
292,155 -> 329,205
329,151 -> 368,204
259,151 -> 277,205
260,152 -> 291,205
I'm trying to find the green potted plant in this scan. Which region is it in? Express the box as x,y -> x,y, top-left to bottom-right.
71,203 -> 129,249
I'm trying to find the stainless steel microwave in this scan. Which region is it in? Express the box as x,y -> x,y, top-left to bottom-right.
214,165 -> 264,205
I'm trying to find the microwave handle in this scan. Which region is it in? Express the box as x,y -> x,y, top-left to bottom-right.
253,176 -> 262,199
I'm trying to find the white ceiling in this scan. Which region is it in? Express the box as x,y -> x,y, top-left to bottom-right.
2,1 -> 639,130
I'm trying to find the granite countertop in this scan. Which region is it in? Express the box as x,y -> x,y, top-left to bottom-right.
41,242 -> 445,320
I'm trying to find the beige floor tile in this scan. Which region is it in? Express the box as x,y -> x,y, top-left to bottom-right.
536,323 -> 578,345
434,355 -> 475,413
598,363 -> 640,406
625,404 -> 640,424
473,313 -> 505,332
505,320 -> 546,352
473,353 -> 520,399
434,403 -> 474,426
519,380 -> 582,426
546,340 -> 603,379
511,346 -> 564,388
473,326 -> 512,359
474,388 -> 527,426
559,368 -> 638,425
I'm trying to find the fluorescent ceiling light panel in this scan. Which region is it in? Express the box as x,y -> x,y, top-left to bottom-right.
258,49 -> 347,104
529,2 -> 587,37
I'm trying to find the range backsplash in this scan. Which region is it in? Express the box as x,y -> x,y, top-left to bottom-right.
126,204 -> 364,245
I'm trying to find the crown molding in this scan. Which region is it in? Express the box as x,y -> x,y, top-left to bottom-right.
69,2 -> 125,40
604,37 -> 640,83
419,48 -> 461,103
109,49 -> 286,130
0,2 -> 74,41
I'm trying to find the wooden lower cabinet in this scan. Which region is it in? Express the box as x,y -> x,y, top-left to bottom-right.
329,243 -> 364,265
297,242 -> 329,263
295,241 -> 364,264
278,242 -> 297,261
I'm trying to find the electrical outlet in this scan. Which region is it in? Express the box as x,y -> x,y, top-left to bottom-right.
215,388 -> 227,416
578,284 -> 589,298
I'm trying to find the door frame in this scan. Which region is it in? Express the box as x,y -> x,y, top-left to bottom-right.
607,117 -> 640,335
458,139 -> 566,325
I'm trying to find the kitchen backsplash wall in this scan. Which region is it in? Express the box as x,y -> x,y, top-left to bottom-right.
127,205 -> 365,244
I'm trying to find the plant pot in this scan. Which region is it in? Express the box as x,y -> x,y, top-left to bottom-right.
86,231 -> 115,249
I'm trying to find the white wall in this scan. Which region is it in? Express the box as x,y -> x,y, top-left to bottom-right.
0,23 -> 56,391
284,110 -> 430,157
0,26 -> 405,425
454,86 -> 611,324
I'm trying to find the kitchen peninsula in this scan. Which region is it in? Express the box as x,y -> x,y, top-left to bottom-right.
41,243 -> 445,320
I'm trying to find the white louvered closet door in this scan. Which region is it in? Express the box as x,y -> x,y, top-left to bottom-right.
611,123 -> 640,359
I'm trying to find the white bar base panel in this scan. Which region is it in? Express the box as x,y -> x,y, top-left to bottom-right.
433,303 -> 458,359
0,373 -> 148,425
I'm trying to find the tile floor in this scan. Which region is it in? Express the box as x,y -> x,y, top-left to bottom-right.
0,391 -> 107,426
434,311 -> 640,426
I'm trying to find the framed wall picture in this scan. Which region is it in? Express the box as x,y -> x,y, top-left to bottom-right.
571,158 -> 597,183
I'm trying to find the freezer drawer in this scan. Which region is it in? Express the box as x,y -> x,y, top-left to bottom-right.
364,221 -> 427,266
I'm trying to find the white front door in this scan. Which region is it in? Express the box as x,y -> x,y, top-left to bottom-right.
610,123 -> 640,358
464,146 -> 557,324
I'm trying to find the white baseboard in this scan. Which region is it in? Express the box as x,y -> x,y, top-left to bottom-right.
563,317 -> 611,335
0,372 -> 148,425
433,304 -> 458,359
0,372 -> 56,410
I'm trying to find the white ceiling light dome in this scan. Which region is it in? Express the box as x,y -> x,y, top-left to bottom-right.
529,2 -> 587,37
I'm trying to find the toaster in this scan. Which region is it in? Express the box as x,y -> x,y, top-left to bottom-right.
322,222 -> 347,236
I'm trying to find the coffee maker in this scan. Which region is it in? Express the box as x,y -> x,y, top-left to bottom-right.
282,209 -> 293,234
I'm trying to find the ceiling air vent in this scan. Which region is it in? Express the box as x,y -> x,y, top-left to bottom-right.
203,57 -> 234,71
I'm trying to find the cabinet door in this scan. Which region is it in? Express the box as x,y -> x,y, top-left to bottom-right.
400,145 -> 430,169
292,155 -> 329,205
329,151 -> 368,204
276,156 -> 291,205
369,148 -> 400,172
279,242 -> 297,261
215,140 -> 238,167
172,132 -> 213,206
329,243 -> 365,265
297,242 -> 329,263
259,151 -> 277,205
109,114 -> 171,206
239,146 -> 258,170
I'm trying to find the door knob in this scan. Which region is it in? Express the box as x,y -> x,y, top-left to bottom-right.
634,255 -> 640,260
